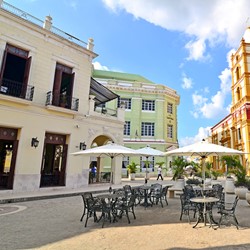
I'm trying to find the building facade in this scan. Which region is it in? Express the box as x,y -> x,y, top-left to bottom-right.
211,28 -> 250,170
93,70 -> 180,175
0,1 -> 125,193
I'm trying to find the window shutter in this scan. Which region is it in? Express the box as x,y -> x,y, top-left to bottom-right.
53,68 -> 62,105
21,56 -> 32,98
0,49 -> 7,84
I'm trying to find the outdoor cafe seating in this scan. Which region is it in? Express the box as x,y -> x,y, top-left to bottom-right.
179,183 -> 231,229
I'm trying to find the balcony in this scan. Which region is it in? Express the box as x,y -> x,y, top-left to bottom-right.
45,91 -> 79,111
0,78 -> 34,101
94,106 -> 117,116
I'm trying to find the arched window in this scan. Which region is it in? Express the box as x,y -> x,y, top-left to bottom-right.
235,67 -> 240,81
236,87 -> 241,101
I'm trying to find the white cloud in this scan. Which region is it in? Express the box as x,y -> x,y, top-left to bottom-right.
93,61 -> 109,71
179,127 -> 211,147
192,93 -> 207,106
185,39 -> 209,61
181,74 -> 193,89
191,65 -> 231,119
102,0 -> 250,60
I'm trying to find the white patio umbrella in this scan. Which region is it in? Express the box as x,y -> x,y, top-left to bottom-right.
136,145 -> 165,181
165,139 -> 245,190
72,143 -> 143,184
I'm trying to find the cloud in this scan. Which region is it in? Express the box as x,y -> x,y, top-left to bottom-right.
185,39 -> 209,61
93,61 -> 109,71
191,66 -> 231,119
102,0 -> 250,60
181,74 -> 193,89
179,127 -> 211,147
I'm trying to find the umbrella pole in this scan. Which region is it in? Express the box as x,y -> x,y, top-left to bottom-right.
202,156 -> 206,193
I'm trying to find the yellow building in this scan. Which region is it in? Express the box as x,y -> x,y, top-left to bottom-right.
0,1 -> 125,192
211,27 -> 250,170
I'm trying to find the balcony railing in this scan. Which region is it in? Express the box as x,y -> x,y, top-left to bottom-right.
46,91 -> 79,111
94,106 -> 117,116
0,78 -> 34,101
1,1 -> 88,48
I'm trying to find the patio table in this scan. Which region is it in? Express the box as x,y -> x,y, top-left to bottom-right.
190,196 -> 219,228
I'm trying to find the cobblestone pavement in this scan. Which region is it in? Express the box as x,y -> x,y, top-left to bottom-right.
1,192 -> 250,250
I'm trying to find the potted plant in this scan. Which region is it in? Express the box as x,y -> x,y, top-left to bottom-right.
126,162 -> 138,181
222,155 -> 249,199
171,157 -> 188,189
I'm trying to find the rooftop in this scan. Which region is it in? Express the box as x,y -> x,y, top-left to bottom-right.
93,69 -> 154,84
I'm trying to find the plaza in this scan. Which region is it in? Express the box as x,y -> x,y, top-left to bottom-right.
1,178 -> 250,250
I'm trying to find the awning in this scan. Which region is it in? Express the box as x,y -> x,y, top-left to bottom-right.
90,77 -> 119,105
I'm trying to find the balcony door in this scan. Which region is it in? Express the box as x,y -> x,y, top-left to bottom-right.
0,44 -> 31,98
52,63 -> 75,108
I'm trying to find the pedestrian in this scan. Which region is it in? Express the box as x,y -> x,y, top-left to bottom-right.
157,166 -> 163,180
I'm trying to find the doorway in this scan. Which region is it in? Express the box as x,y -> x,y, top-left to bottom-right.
0,127 -> 18,189
40,133 -> 67,187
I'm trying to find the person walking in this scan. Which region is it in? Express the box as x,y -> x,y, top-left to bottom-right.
157,166 -> 163,180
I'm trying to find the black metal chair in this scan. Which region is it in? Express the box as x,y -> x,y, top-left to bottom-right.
84,196 -> 103,227
115,194 -> 136,224
179,193 -> 197,223
149,184 -> 163,207
161,186 -> 170,206
132,187 -> 143,206
218,195 -> 239,229
80,192 -> 93,222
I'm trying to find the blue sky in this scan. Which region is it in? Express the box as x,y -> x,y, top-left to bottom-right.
5,0 -> 250,146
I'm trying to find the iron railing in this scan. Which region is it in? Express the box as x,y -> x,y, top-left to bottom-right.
89,172 -> 111,184
94,106 -> 117,117
1,1 -> 88,47
46,91 -> 79,111
0,78 -> 34,101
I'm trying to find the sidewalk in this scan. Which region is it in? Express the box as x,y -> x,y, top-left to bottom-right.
0,177 -> 174,204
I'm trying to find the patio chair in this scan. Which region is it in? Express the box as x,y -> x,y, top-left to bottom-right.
115,194 -> 136,224
161,186 -> 170,206
218,195 -> 239,229
183,185 -> 196,199
123,185 -> 133,198
132,187 -> 143,206
98,198 -> 118,228
80,192 -> 93,221
179,193 -> 197,223
84,196 -> 103,227
149,184 -> 163,207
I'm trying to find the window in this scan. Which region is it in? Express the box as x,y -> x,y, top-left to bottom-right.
238,128 -> 241,141
167,103 -> 173,114
0,44 -> 31,98
124,121 -> 131,136
236,87 -> 241,101
142,100 -> 155,111
167,125 -> 173,138
141,122 -> 155,136
235,67 -> 240,81
122,156 -> 129,169
53,63 -> 75,108
118,97 -> 131,109
140,156 -> 154,170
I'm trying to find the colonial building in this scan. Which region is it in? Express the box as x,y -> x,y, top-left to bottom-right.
211,27 -> 250,170
0,1 -> 125,193
93,69 -> 180,175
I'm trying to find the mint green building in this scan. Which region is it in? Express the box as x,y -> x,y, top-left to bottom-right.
93,69 -> 180,176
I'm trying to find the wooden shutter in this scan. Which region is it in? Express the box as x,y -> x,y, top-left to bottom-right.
21,56 -> 32,98
0,49 -> 7,85
52,68 -> 62,105
68,72 -> 75,108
